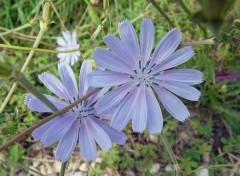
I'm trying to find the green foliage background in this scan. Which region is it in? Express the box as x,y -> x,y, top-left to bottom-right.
0,0 -> 239,175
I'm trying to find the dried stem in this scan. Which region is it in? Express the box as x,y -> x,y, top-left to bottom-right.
180,38 -> 215,47
160,133 -> 182,175
0,88 -> 101,152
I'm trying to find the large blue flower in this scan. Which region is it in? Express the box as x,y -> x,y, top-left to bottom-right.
88,18 -> 203,134
25,61 -> 127,162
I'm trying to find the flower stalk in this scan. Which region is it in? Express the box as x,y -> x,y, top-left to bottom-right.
60,162 -> 68,176
0,2 -> 50,113
160,133 -> 182,175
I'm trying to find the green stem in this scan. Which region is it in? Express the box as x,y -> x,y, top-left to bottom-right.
0,88 -> 101,152
48,0 -> 66,31
0,23 -> 31,37
0,43 -> 94,53
60,161 -> 68,176
160,134 -> 181,175
148,0 -> 175,28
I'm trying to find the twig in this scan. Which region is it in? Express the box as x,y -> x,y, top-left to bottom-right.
148,0 -> 175,28
0,88 -> 101,152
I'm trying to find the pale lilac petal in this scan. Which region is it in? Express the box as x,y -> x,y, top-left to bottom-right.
58,63 -> 78,98
156,46 -> 195,71
154,86 -> 190,121
71,31 -> 77,45
111,88 -> 139,131
32,116 -> 61,141
140,18 -> 155,65
132,85 -> 147,132
93,47 -> 131,73
55,121 -> 79,162
103,35 -> 135,68
79,60 -> 92,97
95,108 -> 116,120
160,81 -> 201,101
145,87 -> 163,134
79,119 -> 97,160
39,73 -> 72,101
118,20 -> 140,65
157,69 -> 203,85
57,37 -> 67,47
95,84 -> 133,114
88,71 -> 129,87
25,93 -> 68,112
41,113 -> 77,147
62,30 -> 71,41
151,28 -> 182,65
92,118 -> 127,145
88,118 -> 111,151
87,87 -> 110,106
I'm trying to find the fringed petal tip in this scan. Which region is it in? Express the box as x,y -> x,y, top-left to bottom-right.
118,19 -> 130,26
24,93 -> 32,106
178,114 -> 190,122
142,17 -> 153,23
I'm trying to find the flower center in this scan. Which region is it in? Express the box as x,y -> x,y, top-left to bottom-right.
68,99 -> 95,123
129,60 -> 161,87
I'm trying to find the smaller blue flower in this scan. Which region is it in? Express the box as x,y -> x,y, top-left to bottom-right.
88,18 -> 203,134
25,61 -> 127,162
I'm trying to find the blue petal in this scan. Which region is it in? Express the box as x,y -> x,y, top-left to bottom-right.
25,94 -> 68,112
41,113 -> 77,147
146,87 -> 163,134
151,28 -> 182,65
55,121 -> 79,162
79,60 -> 92,97
32,116 -> 61,141
58,63 -> 78,99
92,117 -> 127,145
154,46 -> 195,72
95,84 -> 132,114
93,47 -> 131,73
39,73 -> 72,101
140,18 -> 155,65
111,88 -> 139,131
103,35 -> 135,68
79,119 -> 97,160
153,86 -> 190,121
159,81 -> 201,101
156,69 -> 203,85
88,71 -> 129,87
88,118 -> 112,151
132,85 -> 147,132
118,20 -> 140,66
